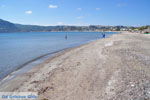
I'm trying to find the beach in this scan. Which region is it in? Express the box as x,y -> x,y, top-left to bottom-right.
0,32 -> 150,100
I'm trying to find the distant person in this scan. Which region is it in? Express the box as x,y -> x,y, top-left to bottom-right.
65,34 -> 68,40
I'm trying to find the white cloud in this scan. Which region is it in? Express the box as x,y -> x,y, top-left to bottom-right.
77,16 -> 84,19
96,8 -> 101,10
48,5 -> 58,8
25,10 -> 32,14
77,8 -> 82,11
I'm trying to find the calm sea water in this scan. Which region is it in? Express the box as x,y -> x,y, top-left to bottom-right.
0,32 -> 117,80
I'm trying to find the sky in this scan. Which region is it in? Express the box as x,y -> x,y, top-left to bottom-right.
0,0 -> 150,26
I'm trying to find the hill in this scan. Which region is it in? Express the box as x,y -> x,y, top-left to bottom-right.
0,19 -> 149,33
0,19 -> 19,33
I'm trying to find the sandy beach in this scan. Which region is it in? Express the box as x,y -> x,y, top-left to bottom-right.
0,32 -> 150,100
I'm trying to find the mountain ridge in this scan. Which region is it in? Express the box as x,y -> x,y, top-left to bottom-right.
0,19 -> 20,32
0,19 -> 149,33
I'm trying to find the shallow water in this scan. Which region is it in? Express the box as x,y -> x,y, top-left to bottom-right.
0,32 -> 117,80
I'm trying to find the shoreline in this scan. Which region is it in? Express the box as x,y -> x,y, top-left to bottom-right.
0,32 -> 149,100
0,31 -> 117,84
0,31 -> 122,91
0,35 -> 99,86
0,36 -> 97,92
0,48 -> 67,85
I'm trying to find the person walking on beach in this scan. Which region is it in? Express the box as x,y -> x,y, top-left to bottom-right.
102,33 -> 105,38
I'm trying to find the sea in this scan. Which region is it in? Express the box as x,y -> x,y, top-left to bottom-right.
0,32 -> 118,81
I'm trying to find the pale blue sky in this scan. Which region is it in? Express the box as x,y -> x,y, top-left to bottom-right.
0,0 -> 150,26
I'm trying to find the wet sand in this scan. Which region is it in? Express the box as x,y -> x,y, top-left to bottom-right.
0,32 -> 150,100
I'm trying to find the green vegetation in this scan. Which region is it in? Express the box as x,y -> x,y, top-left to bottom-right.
138,26 -> 150,31
144,33 -> 150,34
